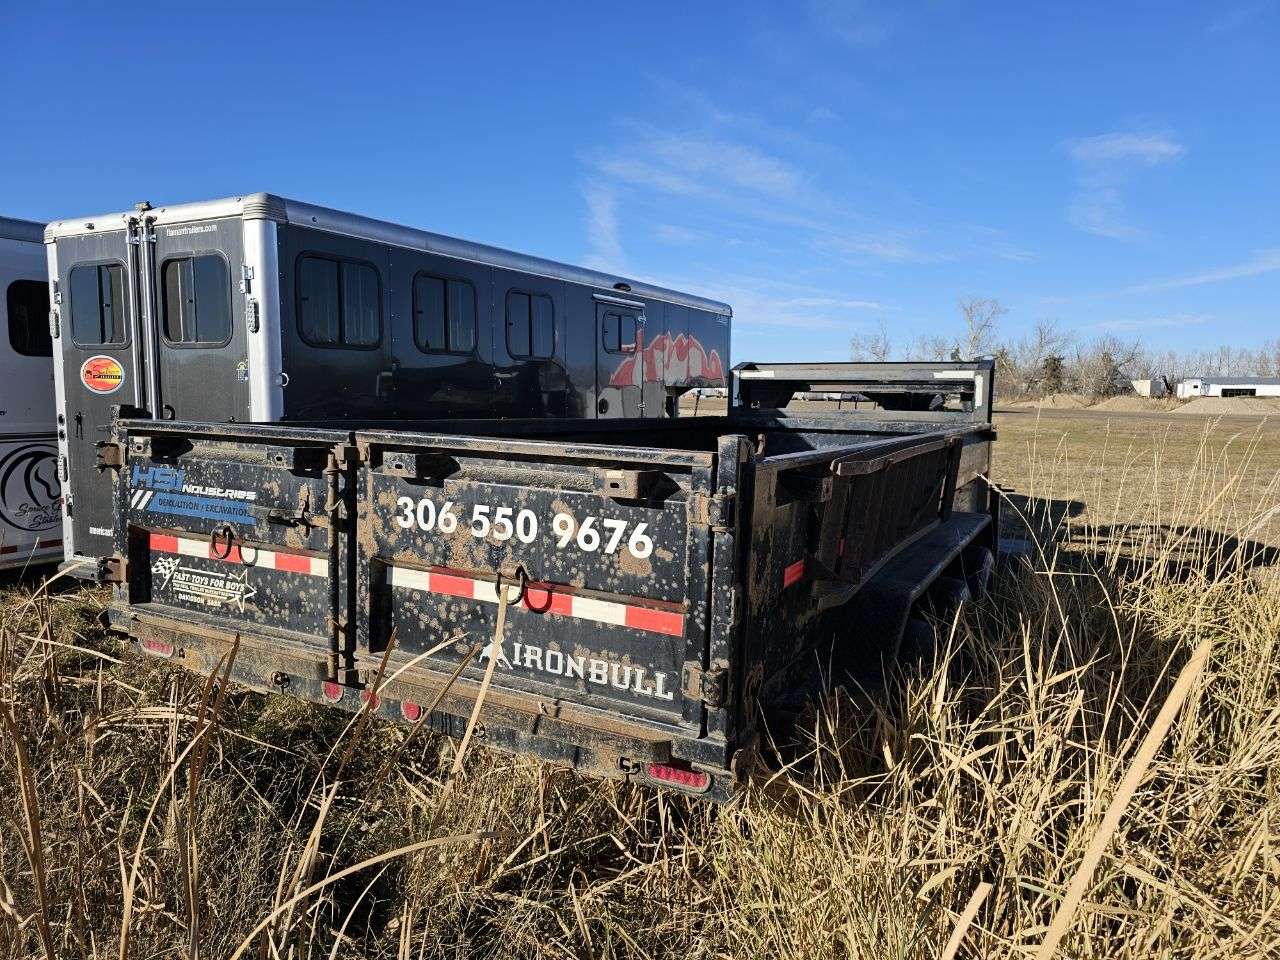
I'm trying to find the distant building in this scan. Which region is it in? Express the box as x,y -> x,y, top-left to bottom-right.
1176,376 -> 1280,399
1131,378 -> 1167,398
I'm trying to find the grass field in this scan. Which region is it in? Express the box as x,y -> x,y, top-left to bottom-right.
1,410 -> 1278,958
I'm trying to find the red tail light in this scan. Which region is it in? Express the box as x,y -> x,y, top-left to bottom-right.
140,637 -> 174,658
646,762 -> 711,792
322,681 -> 343,702
401,700 -> 423,721
361,690 -> 381,711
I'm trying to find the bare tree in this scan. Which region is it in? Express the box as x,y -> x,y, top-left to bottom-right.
849,320 -> 892,361
1071,335 -> 1141,396
909,334 -> 952,361
957,297 -> 1006,359
1008,318 -> 1073,394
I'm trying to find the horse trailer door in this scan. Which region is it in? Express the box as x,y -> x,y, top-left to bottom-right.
150,218 -> 251,424
55,225 -> 142,563
595,300 -> 648,418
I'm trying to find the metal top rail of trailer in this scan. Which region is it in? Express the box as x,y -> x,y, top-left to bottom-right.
102,360 -> 997,800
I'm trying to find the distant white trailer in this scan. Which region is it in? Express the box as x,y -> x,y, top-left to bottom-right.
1177,376 -> 1280,399
1131,378 -> 1166,398
0,216 -> 60,568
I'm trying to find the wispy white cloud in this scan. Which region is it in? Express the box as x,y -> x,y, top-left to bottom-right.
1068,132 -> 1185,165
594,132 -> 803,200
1065,131 -> 1185,240
1123,248 -> 1280,294
820,232 -> 949,265
582,182 -> 623,272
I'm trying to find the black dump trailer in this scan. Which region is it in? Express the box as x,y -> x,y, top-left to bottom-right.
102,361 -> 997,800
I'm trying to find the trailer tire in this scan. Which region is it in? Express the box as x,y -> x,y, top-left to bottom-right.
900,617 -> 937,659
928,576 -> 971,618
964,547 -> 996,600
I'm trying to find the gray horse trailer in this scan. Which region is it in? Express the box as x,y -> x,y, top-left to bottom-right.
0,216 -> 60,568
45,194 -> 731,574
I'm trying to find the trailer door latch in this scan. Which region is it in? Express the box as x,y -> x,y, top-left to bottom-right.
683,662 -> 728,709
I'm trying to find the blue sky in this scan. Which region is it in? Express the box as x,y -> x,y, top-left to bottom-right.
2,1 -> 1276,361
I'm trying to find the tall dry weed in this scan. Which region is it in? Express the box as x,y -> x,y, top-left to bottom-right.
0,421 -> 1276,958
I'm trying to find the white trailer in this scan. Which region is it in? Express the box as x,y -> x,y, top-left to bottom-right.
0,216 -> 60,568
1177,377 -> 1280,398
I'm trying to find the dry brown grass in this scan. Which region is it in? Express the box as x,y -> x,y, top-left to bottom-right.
1,416 -> 1278,958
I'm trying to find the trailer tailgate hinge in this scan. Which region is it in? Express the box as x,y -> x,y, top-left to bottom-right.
683,662 -> 728,709
334,444 -> 362,468
690,490 -> 735,531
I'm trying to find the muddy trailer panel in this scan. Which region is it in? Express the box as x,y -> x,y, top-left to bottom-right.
104,361 -> 997,800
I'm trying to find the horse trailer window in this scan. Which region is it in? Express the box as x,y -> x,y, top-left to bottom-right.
6,280 -> 51,357
68,263 -> 126,345
161,255 -> 231,346
602,311 -> 636,354
413,274 -> 476,354
297,254 -> 381,348
506,291 -> 554,359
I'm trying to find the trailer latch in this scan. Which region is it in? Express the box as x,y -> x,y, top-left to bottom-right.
683,662 -> 728,709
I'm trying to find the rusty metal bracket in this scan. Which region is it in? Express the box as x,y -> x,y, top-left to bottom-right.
333,444 -> 362,469
95,440 -> 125,471
689,490 -> 735,531
683,662 -> 728,709
98,554 -> 128,584
378,450 -> 455,480
595,468 -> 661,500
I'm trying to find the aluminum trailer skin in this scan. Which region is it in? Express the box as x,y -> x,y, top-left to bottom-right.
46,194 -> 730,574
0,216 -> 61,568
102,361 -> 996,801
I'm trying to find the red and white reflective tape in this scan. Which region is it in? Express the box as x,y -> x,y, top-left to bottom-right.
0,538 -> 62,556
388,565 -> 686,638
148,532 -> 327,578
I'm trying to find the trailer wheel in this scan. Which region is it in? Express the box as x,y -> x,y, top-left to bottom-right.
964,547 -> 996,600
928,576 -> 971,618
900,617 -> 937,659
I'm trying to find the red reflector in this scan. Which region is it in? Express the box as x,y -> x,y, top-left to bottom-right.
140,637 -> 174,658
783,559 -> 805,588
401,700 -> 422,722
361,690 -> 381,711
645,762 -> 711,792
322,681 -> 343,702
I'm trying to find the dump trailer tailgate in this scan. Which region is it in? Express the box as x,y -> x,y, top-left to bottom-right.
112,426 -> 350,646
355,431 -> 719,727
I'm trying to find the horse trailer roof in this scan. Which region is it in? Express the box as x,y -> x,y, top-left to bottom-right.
0,215 -> 44,244
44,193 -> 732,316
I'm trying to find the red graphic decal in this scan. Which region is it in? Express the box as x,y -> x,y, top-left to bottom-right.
608,332 -> 725,388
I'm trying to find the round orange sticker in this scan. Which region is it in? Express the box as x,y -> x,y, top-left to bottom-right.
80,355 -> 125,394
